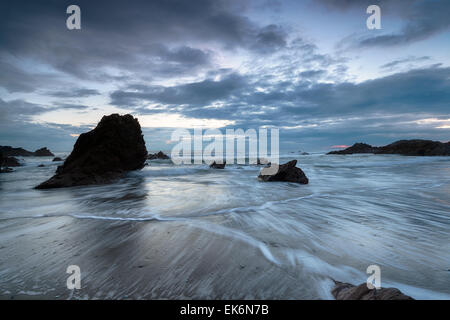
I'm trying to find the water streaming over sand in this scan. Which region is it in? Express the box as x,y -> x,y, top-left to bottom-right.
0,153 -> 449,299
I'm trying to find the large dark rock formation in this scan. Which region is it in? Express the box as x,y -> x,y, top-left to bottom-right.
332,281 -> 414,300
147,151 -> 170,160
328,139 -> 450,156
258,160 -> 309,184
35,114 -> 147,189
0,146 -> 54,157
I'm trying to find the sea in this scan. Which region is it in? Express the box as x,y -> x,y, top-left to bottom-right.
0,153 -> 449,299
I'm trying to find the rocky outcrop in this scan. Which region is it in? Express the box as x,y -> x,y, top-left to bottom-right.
258,160 -> 308,184
332,281 -> 413,300
147,151 -> 170,160
35,114 -> 147,189
52,157 -> 63,162
34,147 -> 54,157
328,140 -> 450,156
0,152 -> 16,173
210,161 -> 226,169
1,155 -> 20,167
0,146 -> 54,157
0,146 -> 34,157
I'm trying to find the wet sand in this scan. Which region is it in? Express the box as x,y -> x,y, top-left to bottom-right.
0,215 -> 333,299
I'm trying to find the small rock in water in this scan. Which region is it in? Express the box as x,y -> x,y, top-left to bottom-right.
147,151 -> 170,160
34,147 -> 54,157
331,281 -> 414,300
256,158 -> 270,165
258,160 -> 308,184
210,161 -> 226,169
52,157 -> 63,162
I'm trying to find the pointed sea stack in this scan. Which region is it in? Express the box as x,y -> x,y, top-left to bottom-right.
35,114 -> 147,189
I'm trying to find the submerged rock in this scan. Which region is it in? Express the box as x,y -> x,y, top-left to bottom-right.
52,157 -> 63,162
328,140 -> 450,156
210,161 -> 226,169
0,167 -> 14,173
38,164 -> 45,167
147,151 -> 170,160
35,114 -> 147,189
332,281 -> 414,300
258,160 -> 308,184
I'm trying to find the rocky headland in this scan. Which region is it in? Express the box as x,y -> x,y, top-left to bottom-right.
328,139 -> 450,156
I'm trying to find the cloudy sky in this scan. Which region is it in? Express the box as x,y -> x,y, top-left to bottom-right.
1,0 -> 449,152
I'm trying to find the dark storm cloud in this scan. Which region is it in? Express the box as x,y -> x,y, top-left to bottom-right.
52,103 -> 91,110
0,58 -> 64,93
0,98 -> 49,123
46,88 -> 101,98
380,56 -> 431,70
110,66 -> 450,130
150,45 -> 212,66
299,69 -> 326,80
316,0 -> 450,47
359,0 -> 450,47
251,24 -> 287,54
0,0 -> 288,91
0,98 -> 92,124
110,73 -> 248,107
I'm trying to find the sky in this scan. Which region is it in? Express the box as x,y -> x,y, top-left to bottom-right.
0,0 -> 449,152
